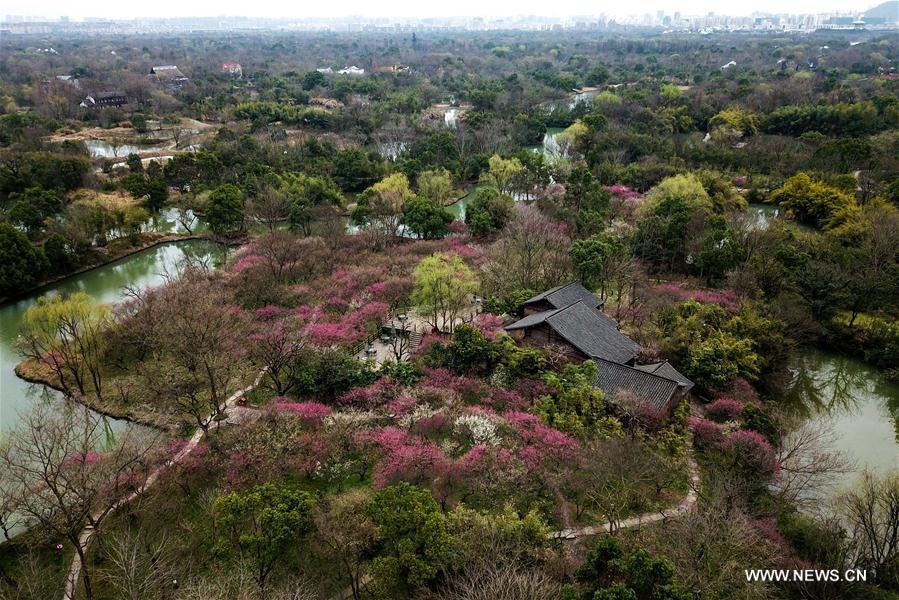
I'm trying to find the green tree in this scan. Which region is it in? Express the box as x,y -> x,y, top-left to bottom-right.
302,70 -> 328,90
206,183 -> 245,234
282,173 -> 344,235
536,360 -> 608,438
43,233 -> 74,274
16,292 -> 109,399
570,233 -> 626,297
403,195 -> 452,240
130,114 -> 148,133
366,483 -> 454,598
213,484 -> 316,599
7,187 -> 63,235
575,536 -> 690,600
479,154 -> 523,195
464,186 -> 514,236
0,224 -> 48,296
416,168 -> 454,205
769,173 -> 857,229
411,252 -> 478,333
354,172 -> 415,244
121,172 -> 168,212
696,215 -> 745,284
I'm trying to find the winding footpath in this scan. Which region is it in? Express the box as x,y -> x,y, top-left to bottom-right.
549,436 -> 701,540
62,369 -> 268,600
62,378 -> 700,598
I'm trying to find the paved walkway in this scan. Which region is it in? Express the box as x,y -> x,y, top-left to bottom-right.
549,437 -> 700,540
62,369 -> 268,600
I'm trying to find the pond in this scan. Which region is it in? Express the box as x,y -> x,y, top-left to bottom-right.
0,239 -> 225,435
781,348 -> 899,493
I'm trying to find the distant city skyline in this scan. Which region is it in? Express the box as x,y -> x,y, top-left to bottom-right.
2,0 -> 886,23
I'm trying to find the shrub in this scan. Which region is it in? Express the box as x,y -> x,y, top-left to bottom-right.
721,429 -> 779,479
705,397 -> 745,422
688,416 -> 725,450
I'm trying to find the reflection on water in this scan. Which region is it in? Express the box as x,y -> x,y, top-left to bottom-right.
378,141 -> 407,161
0,240 -> 225,435
780,348 -> 899,485
445,108 -> 459,128
84,140 -> 167,158
528,127 -> 565,163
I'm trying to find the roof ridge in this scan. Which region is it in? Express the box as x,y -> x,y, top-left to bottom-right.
591,356 -> 681,386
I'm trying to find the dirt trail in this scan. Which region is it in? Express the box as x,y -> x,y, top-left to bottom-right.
62,369 -> 267,600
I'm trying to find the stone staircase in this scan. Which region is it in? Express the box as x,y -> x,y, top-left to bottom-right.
408,330 -> 424,349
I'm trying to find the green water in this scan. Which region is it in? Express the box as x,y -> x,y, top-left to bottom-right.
0,239 -> 224,434
446,187 -> 478,221
527,127 -> 566,162
781,348 -> 899,488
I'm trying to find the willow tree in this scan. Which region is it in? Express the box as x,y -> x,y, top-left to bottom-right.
411,252 -> 478,333
17,292 -> 111,400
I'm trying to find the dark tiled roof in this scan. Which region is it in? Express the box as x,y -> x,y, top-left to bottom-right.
522,281 -> 604,309
592,357 -> 680,411
504,305 -> 566,330
635,361 -> 694,391
505,300 -> 639,364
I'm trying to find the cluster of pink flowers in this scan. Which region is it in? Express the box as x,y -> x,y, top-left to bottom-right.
412,412 -> 452,437
273,399 -> 332,426
62,451 -> 102,467
656,283 -> 740,312
688,416 -> 726,449
753,517 -> 787,547
304,301 -> 389,348
338,378 -> 401,409
472,312 -> 505,340
456,443 -> 513,477
374,440 -> 446,487
504,410 -> 578,468
231,254 -> 265,274
254,305 -> 288,322
420,368 -> 483,402
445,238 -> 484,262
705,397 -> 745,422
483,387 -> 529,412
603,185 -> 643,200
724,378 -> 761,405
387,394 -> 417,417
721,429 -> 778,475
448,220 -> 468,235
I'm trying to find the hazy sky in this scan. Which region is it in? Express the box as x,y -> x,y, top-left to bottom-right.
3,0 -> 879,21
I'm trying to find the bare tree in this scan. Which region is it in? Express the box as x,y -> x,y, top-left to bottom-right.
313,490 -> 377,600
388,317 -> 412,362
481,206 -> 572,299
429,563 -> 563,600
249,188 -> 290,232
102,529 -> 175,600
635,487 -> 783,600
773,420 -> 854,510
838,471 -> 899,587
129,267 -> 251,431
567,438 -> 665,530
0,403 -> 157,600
